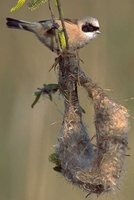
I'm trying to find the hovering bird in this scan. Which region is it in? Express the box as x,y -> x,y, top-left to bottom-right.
6,16 -> 100,53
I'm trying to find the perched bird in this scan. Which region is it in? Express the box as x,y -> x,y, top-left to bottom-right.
6,16 -> 100,53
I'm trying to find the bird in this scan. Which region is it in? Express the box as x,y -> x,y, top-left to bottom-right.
6,16 -> 100,53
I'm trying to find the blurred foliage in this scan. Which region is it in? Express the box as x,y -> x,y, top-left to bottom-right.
49,153 -> 62,173
49,152 -> 59,165
10,0 -> 48,12
31,83 -> 59,108
28,0 -> 48,10
10,0 -> 26,12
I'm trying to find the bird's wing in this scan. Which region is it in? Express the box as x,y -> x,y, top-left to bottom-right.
64,18 -> 78,25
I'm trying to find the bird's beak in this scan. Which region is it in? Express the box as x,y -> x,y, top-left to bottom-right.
96,30 -> 101,34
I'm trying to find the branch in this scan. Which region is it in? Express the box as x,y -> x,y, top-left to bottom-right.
48,0 -> 61,53
56,0 -> 69,49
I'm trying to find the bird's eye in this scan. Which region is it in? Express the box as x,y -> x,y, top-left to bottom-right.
82,23 -> 99,32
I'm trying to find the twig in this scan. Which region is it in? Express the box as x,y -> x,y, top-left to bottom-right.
48,0 -> 61,53
48,0 -> 55,22
56,0 -> 69,49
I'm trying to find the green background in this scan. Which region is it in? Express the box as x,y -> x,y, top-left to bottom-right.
0,0 -> 134,199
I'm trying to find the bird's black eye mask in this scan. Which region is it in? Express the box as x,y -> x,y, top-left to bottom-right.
82,22 -> 99,32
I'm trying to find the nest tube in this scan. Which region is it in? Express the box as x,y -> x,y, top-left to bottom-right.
51,52 -> 129,196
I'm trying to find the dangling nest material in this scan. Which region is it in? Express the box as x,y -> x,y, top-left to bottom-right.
50,52 -> 129,196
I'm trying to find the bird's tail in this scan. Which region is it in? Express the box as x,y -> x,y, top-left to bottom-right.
6,18 -> 37,32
